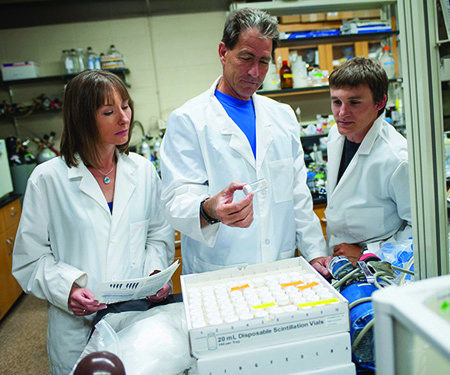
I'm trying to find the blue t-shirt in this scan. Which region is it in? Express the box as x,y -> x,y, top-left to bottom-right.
215,90 -> 256,157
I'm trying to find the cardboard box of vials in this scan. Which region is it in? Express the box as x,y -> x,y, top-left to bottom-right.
181,257 -> 349,358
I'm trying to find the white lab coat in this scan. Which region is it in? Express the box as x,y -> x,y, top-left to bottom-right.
160,77 -> 328,274
326,116 -> 412,254
12,152 -> 174,375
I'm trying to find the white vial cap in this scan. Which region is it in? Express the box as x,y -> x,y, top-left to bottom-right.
192,320 -> 207,329
276,294 -> 290,306
268,307 -> 284,318
208,317 -> 224,325
254,309 -> 269,318
243,184 -> 253,195
264,274 -> 277,282
251,278 -> 264,287
224,315 -> 239,323
239,312 -> 254,320
283,304 -> 298,312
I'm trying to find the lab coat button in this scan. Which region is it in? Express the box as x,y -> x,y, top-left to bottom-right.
329,206 -> 333,210
111,237 -> 116,243
265,239 -> 270,245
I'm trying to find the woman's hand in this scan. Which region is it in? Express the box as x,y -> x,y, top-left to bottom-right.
146,283 -> 171,303
146,269 -> 171,302
69,284 -> 107,316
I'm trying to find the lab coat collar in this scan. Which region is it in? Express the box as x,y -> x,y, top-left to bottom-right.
357,116 -> 384,155
207,76 -> 273,171
67,151 -> 138,218
327,115 -> 384,195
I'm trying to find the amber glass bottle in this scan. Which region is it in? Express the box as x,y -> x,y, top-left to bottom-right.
280,60 -> 293,89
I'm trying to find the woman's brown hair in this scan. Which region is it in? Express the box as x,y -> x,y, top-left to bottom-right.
60,70 -> 134,169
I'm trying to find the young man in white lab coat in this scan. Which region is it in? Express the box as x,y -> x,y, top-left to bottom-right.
326,57 -> 412,265
161,8 -> 331,276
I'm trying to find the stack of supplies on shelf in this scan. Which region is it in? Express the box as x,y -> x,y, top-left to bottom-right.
341,19 -> 392,34
280,29 -> 340,40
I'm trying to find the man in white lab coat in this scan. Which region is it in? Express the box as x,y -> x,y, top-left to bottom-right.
326,57 -> 412,265
161,8 -> 331,276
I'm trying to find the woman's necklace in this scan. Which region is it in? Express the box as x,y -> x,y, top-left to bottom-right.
96,161 -> 115,184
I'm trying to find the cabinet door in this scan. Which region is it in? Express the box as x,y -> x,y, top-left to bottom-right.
2,199 -> 21,231
0,225 -> 23,320
313,203 -> 327,239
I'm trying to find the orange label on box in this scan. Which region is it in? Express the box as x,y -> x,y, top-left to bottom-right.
297,281 -> 319,290
231,284 -> 250,292
281,280 -> 304,288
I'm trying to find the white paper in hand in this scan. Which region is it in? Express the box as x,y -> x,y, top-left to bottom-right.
95,260 -> 180,304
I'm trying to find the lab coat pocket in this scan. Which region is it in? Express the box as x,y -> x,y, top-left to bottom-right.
269,158 -> 294,203
129,219 -> 150,269
346,207 -> 385,240
278,247 -> 296,260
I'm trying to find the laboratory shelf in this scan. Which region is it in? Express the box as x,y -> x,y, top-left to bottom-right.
279,30 -> 399,48
0,68 -> 130,86
258,78 -> 402,98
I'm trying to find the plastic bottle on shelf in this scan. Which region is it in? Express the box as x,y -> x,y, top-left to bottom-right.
140,136 -> 151,161
61,50 -> 74,74
86,47 -> 95,70
311,65 -> 323,86
262,60 -> 279,91
69,49 -> 79,73
76,48 -> 87,72
279,60 -> 293,89
379,46 -> 396,79
86,47 -> 101,70
290,53 -> 308,88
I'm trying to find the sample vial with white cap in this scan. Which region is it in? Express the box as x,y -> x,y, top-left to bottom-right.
243,178 -> 268,195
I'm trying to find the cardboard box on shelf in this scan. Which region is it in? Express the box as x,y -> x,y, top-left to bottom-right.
301,13 -> 327,23
280,15 -> 301,24
326,10 -> 381,21
1,61 -> 40,81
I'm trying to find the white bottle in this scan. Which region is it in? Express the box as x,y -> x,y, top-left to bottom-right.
140,137 -> 151,161
61,50 -> 74,74
379,46 -> 396,79
262,60 -> 279,90
86,47 -> 95,70
75,48 -> 87,72
69,49 -> 79,73
291,55 -> 308,88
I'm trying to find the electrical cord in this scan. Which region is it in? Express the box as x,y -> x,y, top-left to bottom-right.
332,267 -> 361,289
397,257 -> 414,286
352,318 -> 375,351
391,264 -> 414,275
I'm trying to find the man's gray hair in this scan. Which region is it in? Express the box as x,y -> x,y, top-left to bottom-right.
222,8 -> 279,54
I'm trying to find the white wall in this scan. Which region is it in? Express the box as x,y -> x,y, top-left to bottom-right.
0,11 -> 225,150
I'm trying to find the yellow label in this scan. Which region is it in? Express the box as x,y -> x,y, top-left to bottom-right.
252,302 -> 276,309
297,298 -> 340,308
231,284 -> 250,292
297,281 -> 319,290
280,280 -> 304,288
283,74 -> 294,78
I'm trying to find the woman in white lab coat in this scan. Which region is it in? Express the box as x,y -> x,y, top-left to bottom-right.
12,70 -> 174,374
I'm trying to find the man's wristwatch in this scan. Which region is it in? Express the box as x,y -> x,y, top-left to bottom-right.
200,198 -> 220,225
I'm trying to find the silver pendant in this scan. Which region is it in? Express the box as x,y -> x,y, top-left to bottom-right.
103,176 -> 111,184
